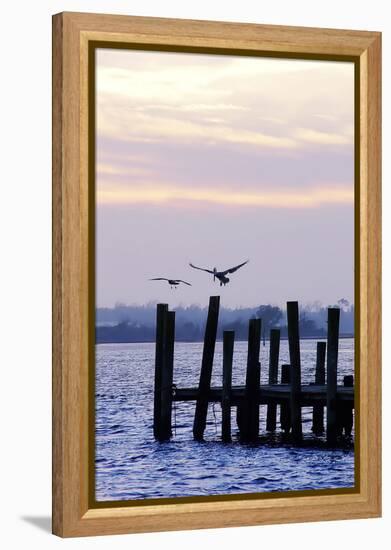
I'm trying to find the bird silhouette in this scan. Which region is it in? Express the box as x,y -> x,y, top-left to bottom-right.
150,278 -> 192,289
189,260 -> 249,286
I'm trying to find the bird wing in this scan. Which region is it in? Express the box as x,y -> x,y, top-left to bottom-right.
178,280 -> 192,286
222,260 -> 249,275
189,263 -> 214,275
149,277 -> 169,281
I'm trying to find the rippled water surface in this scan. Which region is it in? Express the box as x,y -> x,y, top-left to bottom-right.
95,339 -> 355,501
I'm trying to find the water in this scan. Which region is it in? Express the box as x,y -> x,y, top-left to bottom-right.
95,339 -> 355,501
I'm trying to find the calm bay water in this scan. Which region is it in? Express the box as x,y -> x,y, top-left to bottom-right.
95,339 -> 355,501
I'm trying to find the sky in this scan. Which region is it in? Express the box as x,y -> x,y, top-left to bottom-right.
96,48 -> 355,309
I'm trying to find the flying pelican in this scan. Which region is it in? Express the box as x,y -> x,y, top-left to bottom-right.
189,260 -> 249,286
150,278 -> 192,289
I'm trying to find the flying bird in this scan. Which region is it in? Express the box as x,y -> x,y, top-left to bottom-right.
189,260 -> 249,286
150,278 -> 192,289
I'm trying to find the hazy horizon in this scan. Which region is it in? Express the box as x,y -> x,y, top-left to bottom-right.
97,298 -> 354,310
96,49 -> 354,309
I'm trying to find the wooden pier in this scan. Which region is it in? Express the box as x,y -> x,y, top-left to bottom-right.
153,296 -> 354,446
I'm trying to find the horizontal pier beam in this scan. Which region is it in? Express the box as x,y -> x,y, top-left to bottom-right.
173,384 -> 354,405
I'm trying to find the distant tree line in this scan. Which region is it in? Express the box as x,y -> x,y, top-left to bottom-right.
96,299 -> 354,344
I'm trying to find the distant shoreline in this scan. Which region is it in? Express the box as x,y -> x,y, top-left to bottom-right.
96,303 -> 355,345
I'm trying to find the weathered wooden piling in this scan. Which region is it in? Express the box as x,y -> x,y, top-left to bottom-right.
312,341 -> 326,435
266,329 -> 280,431
344,375 -> 354,436
193,296 -> 220,441
240,318 -> 262,442
337,375 -> 354,436
344,375 -> 354,386
280,364 -> 291,433
326,308 -> 340,445
158,310 -> 176,441
153,303 -> 168,439
222,331 -> 234,443
287,301 -> 302,442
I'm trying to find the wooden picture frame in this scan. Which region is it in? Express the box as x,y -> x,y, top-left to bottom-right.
52,11 -> 381,537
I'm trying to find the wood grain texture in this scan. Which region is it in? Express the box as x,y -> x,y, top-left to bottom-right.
52,12 -> 381,537
53,12 -> 90,536
65,11 -> 379,56
52,12 -> 63,537
358,33 -> 382,514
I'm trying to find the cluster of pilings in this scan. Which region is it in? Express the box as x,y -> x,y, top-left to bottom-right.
153,297 -> 354,446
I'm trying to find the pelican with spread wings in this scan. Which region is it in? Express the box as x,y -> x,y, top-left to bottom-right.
150,277 -> 192,289
189,260 -> 249,286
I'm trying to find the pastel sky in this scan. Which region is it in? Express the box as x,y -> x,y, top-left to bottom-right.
96,48 -> 355,309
